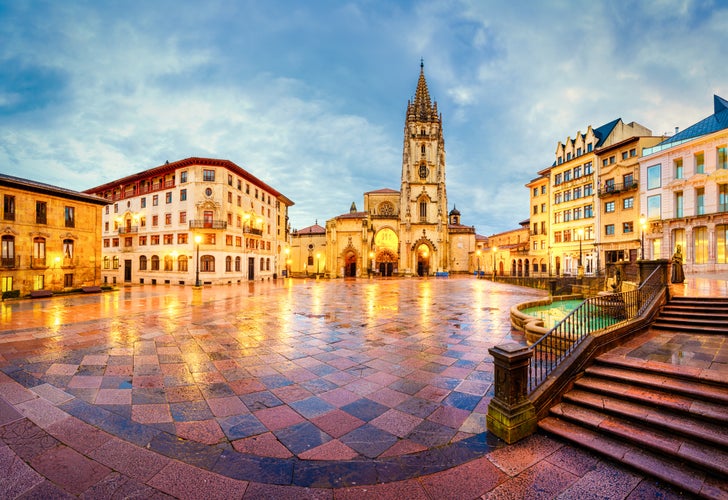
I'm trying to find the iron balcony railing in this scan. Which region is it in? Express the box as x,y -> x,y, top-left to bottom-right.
528,265 -> 665,393
119,226 -> 139,234
597,180 -> 639,197
189,220 -> 227,230
243,227 -> 263,236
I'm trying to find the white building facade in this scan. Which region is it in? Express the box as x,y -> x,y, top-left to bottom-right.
639,95 -> 728,272
85,157 -> 293,286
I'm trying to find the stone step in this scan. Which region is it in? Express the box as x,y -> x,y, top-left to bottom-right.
584,364 -> 728,407
539,416 -> 727,498
594,352 -> 726,385
650,318 -> 728,335
548,402 -> 728,478
562,389 -> 728,448
660,310 -> 728,320
670,296 -> 728,305
574,376 -> 728,424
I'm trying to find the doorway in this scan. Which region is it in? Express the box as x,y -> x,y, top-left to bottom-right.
124,260 -> 132,282
248,257 -> 255,280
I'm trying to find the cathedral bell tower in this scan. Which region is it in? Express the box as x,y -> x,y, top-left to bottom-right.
399,60 -> 449,275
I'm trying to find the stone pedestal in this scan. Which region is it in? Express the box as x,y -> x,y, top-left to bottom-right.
638,259 -> 668,286
486,342 -> 537,444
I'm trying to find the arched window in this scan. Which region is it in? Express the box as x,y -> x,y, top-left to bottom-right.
112,256 -> 119,269
151,255 -> 160,270
103,256 -> 110,269
164,255 -> 173,271
201,255 -> 215,272
419,200 -> 427,219
235,256 -> 241,272
266,258 -> 270,271
379,202 -> 395,216
260,258 -> 264,271
139,255 -> 147,270
178,255 -> 188,272
225,256 -> 232,272
421,144 -> 426,156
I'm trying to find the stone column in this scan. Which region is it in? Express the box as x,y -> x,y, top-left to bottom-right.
486,343 -> 537,444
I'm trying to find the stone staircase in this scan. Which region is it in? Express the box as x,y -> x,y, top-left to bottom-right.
539,296 -> 728,499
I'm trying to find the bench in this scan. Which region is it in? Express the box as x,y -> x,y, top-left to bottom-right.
82,286 -> 103,293
435,272 -> 449,278
30,290 -> 53,298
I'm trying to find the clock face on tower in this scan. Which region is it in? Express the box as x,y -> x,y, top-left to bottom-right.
418,164 -> 428,179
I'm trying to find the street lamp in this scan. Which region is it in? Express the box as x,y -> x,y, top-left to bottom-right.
194,234 -> 202,287
369,251 -> 374,278
492,246 -> 498,280
639,214 -> 647,259
316,252 -> 321,276
476,249 -> 481,278
577,228 -> 584,278
284,247 -> 290,278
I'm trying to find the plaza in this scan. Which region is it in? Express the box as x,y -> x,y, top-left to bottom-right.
0,277 -> 695,499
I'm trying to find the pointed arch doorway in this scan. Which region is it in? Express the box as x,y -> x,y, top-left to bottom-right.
377,250 -> 397,277
344,251 -> 357,277
416,243 -> 430,277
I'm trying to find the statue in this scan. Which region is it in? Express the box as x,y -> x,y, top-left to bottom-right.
671,245 -> 685,283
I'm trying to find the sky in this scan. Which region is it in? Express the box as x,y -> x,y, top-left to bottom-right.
1,0 -> 727,235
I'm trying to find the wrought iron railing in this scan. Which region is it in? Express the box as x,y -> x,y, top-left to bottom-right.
528,265 -> 665,392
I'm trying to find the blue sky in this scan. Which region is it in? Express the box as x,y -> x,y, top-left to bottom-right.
1,1 -> 727,235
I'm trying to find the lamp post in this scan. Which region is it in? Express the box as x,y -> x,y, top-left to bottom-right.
476,249 -> 481,278
492,246 -> 498,280
577,227 -> 584,278
284,247 -> 290,278
639,214 -> 646,259
369,251 -> 374,278
194,235 -> 202,287
316,252 -> 321,277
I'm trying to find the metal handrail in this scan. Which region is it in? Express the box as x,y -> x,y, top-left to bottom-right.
528,265 -> 665,392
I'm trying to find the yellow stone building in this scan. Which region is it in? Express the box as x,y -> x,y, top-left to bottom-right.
1,173 -> 107,297
526,176 -> 550,276
322,62 -> 476,278
538,119 -> 655,277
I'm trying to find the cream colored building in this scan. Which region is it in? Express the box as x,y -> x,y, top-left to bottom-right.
84,157 -> 293,286
289,222 -> 326,276
484,224 -> 530,277
639,95 -> 728,272
542,119 -> 654,277
596,135 -> 663,265
526,175 -> 550,276
324,62 -> 476,278
1,173 -> 107,296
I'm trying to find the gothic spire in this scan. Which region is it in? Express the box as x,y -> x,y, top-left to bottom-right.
408,60 -> 436,122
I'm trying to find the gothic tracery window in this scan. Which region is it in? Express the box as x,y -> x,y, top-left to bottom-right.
379,202 -> 395,216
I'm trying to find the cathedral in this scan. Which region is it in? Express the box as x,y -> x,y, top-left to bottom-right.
319,62 -> 477,278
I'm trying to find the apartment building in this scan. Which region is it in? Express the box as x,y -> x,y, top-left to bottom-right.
1,173 -> 107,296
541,119 -> 653,277
639,95 -> 728,272
597,135 -> 664,267
84,157 -> 294,286
526,175 -> 549,276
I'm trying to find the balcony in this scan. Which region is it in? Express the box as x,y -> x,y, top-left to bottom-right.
243,227 -> 264,236
1,256 -> 19,269
30,257 -> 47,269
119,226 -> 139,234
598,180 -> 639,197
189,220 -> 227,230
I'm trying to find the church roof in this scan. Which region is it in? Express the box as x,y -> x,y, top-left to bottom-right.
295,223 -> 325,235
365,188 -> 399,195
336,211 -> 368,220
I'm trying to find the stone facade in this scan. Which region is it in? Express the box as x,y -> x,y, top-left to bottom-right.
323,63 -> 476,278
639,95 -> 728,273
1,174 -> 107,296
84,158 -> 293,286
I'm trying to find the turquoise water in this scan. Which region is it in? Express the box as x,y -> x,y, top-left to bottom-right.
520,299 -> 585,329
